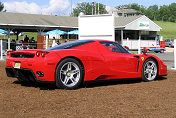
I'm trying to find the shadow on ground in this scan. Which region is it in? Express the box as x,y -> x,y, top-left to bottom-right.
13,80 -> 56,90
13,76 -> 167,90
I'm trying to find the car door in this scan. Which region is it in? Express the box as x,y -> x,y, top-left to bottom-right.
99,41 -> 139,73
110,52 -> 139,73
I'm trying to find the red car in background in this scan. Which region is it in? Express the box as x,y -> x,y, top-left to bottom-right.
5,40 -> 167,89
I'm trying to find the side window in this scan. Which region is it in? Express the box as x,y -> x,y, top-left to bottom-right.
99,41 -> 129,53
100,42 -> 121,52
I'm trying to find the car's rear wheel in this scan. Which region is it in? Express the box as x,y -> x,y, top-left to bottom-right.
55,58 -> 84,89
142,59 -> 158,82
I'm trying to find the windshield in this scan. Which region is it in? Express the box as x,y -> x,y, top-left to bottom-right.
44,40 -> 94,51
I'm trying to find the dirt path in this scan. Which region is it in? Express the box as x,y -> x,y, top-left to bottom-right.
1,61 -> 176,118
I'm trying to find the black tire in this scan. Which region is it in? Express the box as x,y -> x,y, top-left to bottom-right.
142,59 -> 158,82
55,58 -> 84,90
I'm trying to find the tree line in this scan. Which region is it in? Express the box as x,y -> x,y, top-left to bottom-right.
72,2 -> 108,17
72,2 -> 176,22
120,3 -> 176,22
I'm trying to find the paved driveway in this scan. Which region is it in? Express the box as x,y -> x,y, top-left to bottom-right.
156,52 -> 174,70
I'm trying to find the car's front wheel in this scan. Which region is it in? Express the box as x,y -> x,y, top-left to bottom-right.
55,58 -> 84,89
142,59 -> 158,82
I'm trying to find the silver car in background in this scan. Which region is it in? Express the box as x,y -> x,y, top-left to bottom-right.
165,39 -> 175,47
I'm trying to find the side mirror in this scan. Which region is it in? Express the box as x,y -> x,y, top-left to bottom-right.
124,46 -> 129,51
143,47 -> 148,55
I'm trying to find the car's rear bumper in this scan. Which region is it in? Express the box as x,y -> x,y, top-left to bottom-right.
5,67 -> 53,83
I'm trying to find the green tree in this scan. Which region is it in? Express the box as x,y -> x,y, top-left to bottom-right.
168,3 -> 176,22
147,5 -> 159,20
128,3 -> 141,11
159,5 -> 170,21
0,2 -> 4,12
72,2 -> 107,17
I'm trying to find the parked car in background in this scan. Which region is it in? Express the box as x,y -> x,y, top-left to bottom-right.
165,39 -> 175,47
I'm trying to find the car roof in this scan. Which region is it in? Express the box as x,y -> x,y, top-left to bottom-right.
92,39 -> 115,42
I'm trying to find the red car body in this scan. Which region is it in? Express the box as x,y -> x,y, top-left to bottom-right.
6,40 -> 167,86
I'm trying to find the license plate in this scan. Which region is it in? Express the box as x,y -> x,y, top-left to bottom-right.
14,62 -> 21,69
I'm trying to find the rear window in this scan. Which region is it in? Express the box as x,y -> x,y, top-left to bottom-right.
44,40 -> 94,51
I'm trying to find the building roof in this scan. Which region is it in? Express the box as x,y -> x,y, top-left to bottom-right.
0,12 -> 78,32
114,9 -> 141,14
115,15 -> 162,31
0,12 -> 161,32
115,15 -> 142,28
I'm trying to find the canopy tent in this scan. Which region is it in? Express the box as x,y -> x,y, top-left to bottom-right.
67,30 -> 79,39
46,29 -> 67,35
67,30 -> 79,35
0,29 -> 7,35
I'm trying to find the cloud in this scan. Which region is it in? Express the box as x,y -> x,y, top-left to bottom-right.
4,0 -> 70,15
42,0 -> 69,14
4,1 -> 41,14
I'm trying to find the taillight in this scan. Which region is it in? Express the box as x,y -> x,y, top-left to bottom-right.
41,52 -> 45,57
36,51 -> 41,57
42,51 -> 49,57
36,51 -> 49,57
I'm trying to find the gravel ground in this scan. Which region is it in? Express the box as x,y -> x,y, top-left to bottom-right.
1,61 -> 176,118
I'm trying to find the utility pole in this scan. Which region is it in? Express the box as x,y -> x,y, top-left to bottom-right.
71,0 -> 72,15
98,2 -> 99,15
95,1 -> 96,15
92,0 -> 93,15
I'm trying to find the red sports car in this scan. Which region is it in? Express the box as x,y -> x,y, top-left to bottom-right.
6,40 -> 167,89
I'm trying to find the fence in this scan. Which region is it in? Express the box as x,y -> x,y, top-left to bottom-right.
123,39 -> 157,50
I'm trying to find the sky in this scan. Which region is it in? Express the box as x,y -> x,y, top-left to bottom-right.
1,0 -> 176,15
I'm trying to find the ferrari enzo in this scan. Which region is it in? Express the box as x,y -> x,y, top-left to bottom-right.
5,40 -> 167,89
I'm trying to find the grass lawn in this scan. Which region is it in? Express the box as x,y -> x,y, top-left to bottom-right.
154,21 -> 176,40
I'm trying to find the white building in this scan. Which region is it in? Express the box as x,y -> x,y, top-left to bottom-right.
79,14 -> 162,49
109,6 -> 143,17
